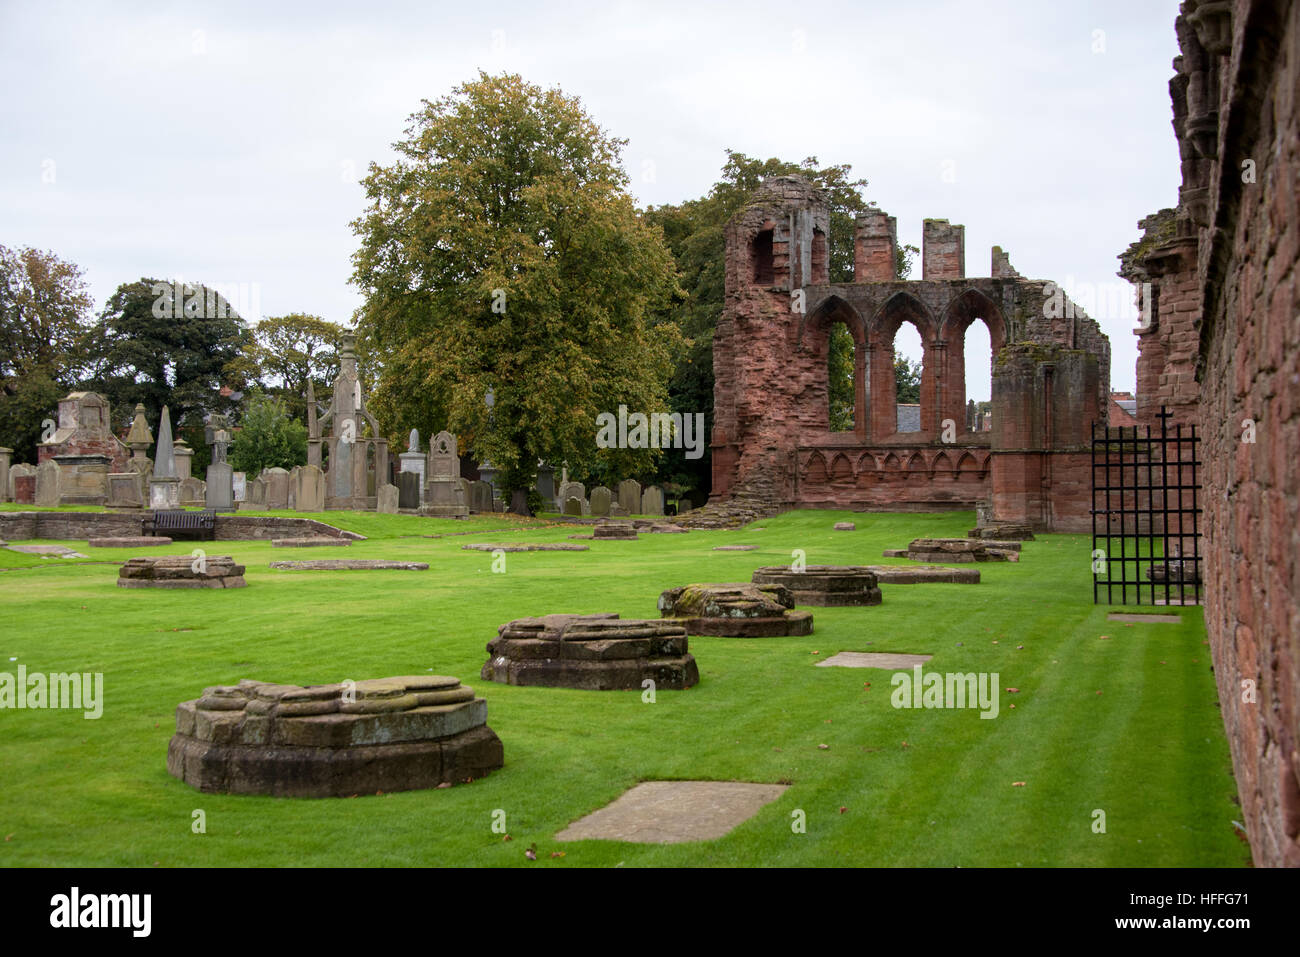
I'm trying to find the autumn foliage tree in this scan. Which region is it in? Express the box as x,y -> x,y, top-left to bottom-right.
0,245 -> 94,461
351,72 -> 682,510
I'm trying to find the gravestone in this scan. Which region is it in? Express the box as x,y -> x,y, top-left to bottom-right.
295,464 -> 325,512
106,472 -> 144,508
10,463 -> 36,503
14,474 -> 36,504
589,486 -> 612,517
398,429 -> 425,494
558,481 -> 585,509
398,471 -> 421,510
243,477 -> 266,509
562,496 -> 584,517
232,472 -> 246,503
420,430 -> 468,517
35,459 -> 62,506
535,463 -> 555,504
206,429 -> 235,511
468,480 -> 494,514
617,479 -> 641,514
0,447 -> 10,503
173,440 -> 193,481
641,485 -> 664,516
264,468 -> 290,509
376,483 -> 399,514
178,477 -> 206,506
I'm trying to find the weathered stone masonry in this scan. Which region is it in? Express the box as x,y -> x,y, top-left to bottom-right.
1125,0 -> 1300,868
708,176 -> 1111,531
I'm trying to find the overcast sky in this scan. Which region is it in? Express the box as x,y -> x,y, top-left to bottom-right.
2,0 -> 1184,397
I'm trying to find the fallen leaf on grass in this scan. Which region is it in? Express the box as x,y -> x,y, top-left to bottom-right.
817,744 -> 830,750
551,851 -> 565,858
502,835 -> 512,842
1012,782 -> 1026,787
839,806 -> 847,814
1006,688 -> 1020,693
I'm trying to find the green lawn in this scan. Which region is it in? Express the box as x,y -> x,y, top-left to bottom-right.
0,508 -> 1246,867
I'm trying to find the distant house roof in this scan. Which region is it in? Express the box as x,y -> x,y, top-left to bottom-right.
1109,395 -> 1139,427
897,404 -> 922,432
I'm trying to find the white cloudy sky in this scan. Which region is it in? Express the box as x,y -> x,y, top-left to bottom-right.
2,0 -> 1184,397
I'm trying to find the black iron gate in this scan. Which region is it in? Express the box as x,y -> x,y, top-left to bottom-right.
1091,407 -> 1202,605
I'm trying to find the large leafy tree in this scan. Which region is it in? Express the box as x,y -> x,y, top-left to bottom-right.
0,245 -> 94,461
246,313 -> 345,421
351,72 -> 682,508
228,391 -> 307,476
646,153 -> 918,479
84,279 -> 256,445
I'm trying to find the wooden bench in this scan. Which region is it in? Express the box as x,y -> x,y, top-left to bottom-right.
142,509 -> 217,541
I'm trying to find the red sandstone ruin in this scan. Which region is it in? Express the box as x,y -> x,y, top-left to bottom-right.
707,177 -> 1110,531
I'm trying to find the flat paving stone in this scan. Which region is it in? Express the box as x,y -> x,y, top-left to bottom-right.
1108,613 -> 1182,622
271,537 -> 351,548
88,536 -> 173,548
816,652 -> 933,669
269,560 -> 429,570
712,545 -> 757,551
462,543 -> 589,552
6,544 -> 88,558
556,780 -> 788,844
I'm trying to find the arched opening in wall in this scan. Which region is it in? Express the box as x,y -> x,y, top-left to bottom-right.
943,290 -> 1007,436
893,321 -> 924,433
752,230 -> 774,284
963,320 -> 992,433
828,321 -> 856,432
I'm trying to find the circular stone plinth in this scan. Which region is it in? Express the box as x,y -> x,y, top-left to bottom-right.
658,582 -> 813,637
482,614 -> 698,690
166,676 -> 501,797
750,565 -> 882,607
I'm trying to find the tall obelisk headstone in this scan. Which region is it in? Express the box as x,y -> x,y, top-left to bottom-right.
149,406 -> 181,509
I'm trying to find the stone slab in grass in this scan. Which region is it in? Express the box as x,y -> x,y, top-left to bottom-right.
461,543 -> 589,552
593,523 -> 637,540
6,544 -> 88,558
834,522 -> 856,531
816,652 -> 933,669
270,560 -> 429,570
88,536 -> 173,548
272,537 -> 351,547
117,555 -> 246,588
906,539 -> 1019,563
882,549 -> 909,558
1106,613 -> 1182,623
712,545 -> 757,551
866,565 -> 980,584
556,780 -> 788,844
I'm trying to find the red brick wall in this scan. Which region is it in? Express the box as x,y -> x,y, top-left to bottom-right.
1157,0 -> 1300,867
